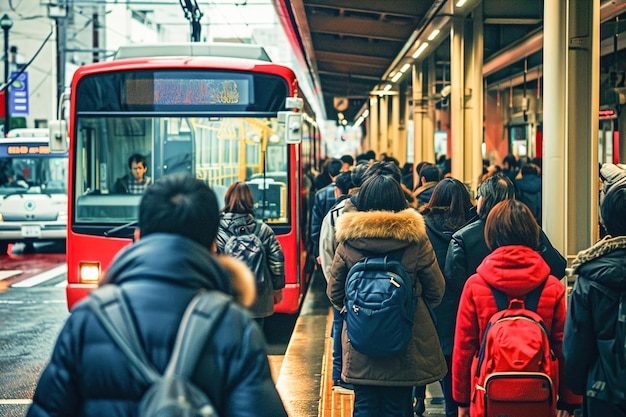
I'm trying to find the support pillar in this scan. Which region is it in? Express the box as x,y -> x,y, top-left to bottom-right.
450,16 -> 465,181
543,0 -> 568,259
390,94 -> 401,160
379,95 -> 389,156
567,0 -> 599,256
369,96 -> 379,154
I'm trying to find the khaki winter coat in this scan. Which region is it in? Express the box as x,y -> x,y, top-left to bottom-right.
327,208 -> 447,387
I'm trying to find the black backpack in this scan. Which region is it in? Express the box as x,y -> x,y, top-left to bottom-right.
344,249 -> 416,356
224,222 -> 268,289
89,285 -> 230,417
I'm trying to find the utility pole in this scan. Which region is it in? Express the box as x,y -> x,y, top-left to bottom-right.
48,2 -> 68,118
1,14 -> 13,135
180,0 -> 203,42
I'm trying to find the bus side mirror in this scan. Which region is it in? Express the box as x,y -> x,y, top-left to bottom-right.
278,111 -> 302,144
49,120 -> 68,153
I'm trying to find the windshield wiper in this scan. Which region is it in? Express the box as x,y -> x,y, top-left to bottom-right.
3,192 -> 25,199
104,221 -> 138,238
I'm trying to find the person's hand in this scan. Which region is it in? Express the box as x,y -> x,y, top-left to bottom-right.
273,289 -> 283,305
556,409 -> 573,417
316,256 -> 321,264
458,406 -> 470,417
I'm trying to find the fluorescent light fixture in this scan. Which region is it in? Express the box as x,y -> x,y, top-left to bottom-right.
412,42 -> 429,59
400,63 -> 411,73
427,29 -> 440,41
384,84 -> 392,91
456,0 -> 467,6
363,109 -> 369,117
391,72 -> 403,82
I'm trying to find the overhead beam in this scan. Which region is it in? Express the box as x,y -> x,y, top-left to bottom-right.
304,0 -> 424,18
315,50 -> 389,68
312,34 -> 398,59
308,14 -> 411,42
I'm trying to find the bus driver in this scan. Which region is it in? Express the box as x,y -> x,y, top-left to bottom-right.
113,153 -> 152,194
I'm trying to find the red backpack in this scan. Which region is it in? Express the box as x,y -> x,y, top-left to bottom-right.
472,281 -> 559,417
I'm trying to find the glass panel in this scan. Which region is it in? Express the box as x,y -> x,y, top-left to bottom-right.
0,153 -> 68,195
74,115 -> 288,226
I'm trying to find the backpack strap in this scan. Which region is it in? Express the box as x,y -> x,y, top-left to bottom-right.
589,281 -> 626,369
164,290 -> 232,378
89,285 -> 160,385
489,279 -> 547,312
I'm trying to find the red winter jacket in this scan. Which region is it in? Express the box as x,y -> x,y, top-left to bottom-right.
452,245 -> 580,415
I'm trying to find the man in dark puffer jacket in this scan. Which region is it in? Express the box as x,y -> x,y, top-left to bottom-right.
27,173 -> 287,417
564,181 -> 626,416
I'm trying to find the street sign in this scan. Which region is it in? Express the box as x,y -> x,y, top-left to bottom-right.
9,71 -> 29,116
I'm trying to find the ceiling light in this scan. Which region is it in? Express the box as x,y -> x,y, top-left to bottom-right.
384,84 -> 392,91
412,42 -> 429,59
456,0 -> 467,7
363,109 -> 369,118
391,72 -> 402,82
400,63 -> 411,73
427,29 -> 440,41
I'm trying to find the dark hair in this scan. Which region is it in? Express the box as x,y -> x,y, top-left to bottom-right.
222,181 -> 254,215
477,174 -> 516,219
364,150 -> 376,161
334,171 -> 354,195
503,154 -> 518,169
340,154 -> 354,166
420,165 -> 441,183
415,161 -> 431,176
485,199 -> 539,250
128,153 -> 147,169
363,161 -> 402,184
327,158 -> 343,178
421,178 -> 472,228
139,173 -> 219,249
601,183 -> 626,236
357,175 -> 407,212
350,162 -> 369,187
521,163 -> 540,176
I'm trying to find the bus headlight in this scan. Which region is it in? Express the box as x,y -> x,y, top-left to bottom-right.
79,262 -> 101,283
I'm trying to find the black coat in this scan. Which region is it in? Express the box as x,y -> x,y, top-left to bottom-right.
564,236 -> 626,404
215,212 -> 285,318
444,217 -> 567,334
423,209 -> 461,355
27,234 -> 287,417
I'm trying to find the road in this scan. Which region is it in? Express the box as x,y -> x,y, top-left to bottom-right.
0,242 -> 295,417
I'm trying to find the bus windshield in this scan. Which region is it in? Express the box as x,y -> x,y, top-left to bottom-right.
0,144 -> 68,195
73,115 -> 289,231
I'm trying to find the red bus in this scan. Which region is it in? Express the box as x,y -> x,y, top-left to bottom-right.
61,43 -> 319,313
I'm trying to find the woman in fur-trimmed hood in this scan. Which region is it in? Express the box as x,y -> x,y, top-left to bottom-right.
564,182 -> 626,417
327,175 -> 447,417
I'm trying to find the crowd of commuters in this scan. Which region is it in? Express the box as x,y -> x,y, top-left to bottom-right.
28,147 -> 626,417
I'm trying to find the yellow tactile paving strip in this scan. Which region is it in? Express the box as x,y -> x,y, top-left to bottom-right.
319,310 -> 354,417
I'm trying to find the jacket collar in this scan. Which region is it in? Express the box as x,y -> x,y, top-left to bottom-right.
572,235 -> 626,272
335,208 -> 427,244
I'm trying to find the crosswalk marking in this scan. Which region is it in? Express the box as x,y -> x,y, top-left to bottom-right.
0,270 -> 23,280
11,265 -> 67,288
0,399 -> 33,405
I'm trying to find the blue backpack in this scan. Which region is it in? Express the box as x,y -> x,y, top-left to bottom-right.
344,249 -> 416,356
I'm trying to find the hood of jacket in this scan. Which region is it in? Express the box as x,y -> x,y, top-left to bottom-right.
572,235 -> 626,290
220,212 -> 257,234
335,208 -> 428,252
476,245 -> 551,297
101,233 -> 256,307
